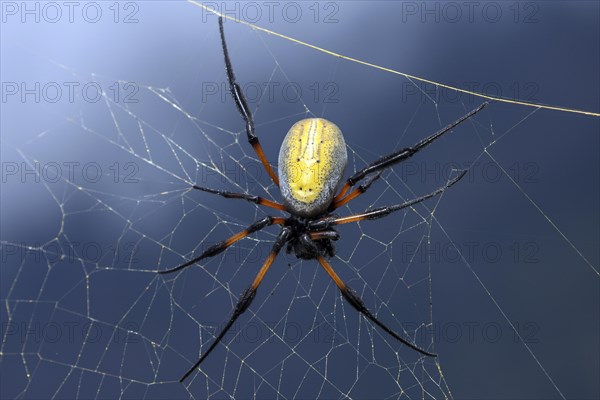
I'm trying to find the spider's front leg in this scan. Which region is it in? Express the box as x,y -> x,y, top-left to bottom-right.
317,256 -> 436,357
179,227 -> 291,383
158,216 -> 286,274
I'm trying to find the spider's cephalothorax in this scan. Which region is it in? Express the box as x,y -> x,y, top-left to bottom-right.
283,216 -> 338,260
158,16 -> 488,383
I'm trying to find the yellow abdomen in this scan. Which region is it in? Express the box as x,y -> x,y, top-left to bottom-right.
278,118 -> 347,217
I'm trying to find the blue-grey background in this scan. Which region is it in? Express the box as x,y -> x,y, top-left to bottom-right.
1,1 -> 598,399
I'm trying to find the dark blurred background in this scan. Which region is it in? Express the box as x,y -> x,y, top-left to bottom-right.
1,1 -> 598,399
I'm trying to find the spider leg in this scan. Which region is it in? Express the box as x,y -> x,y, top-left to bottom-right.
193,185 -> 285,211
330,171 -> 382,210
311,171 -> 467,230
317,256 -> 436,357
309,231 -> 340,241
218,16 -> 280,187
179,227 -> 291,383
333,102 -> 487,203
158,216 -> 286,275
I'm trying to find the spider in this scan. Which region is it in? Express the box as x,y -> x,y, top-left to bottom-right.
159,17 -> 487,383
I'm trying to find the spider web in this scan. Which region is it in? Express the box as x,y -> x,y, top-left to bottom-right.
1,2 -> 599,399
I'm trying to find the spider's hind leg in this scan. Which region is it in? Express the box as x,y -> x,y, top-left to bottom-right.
218,16 -> 280,187
333,102 -> 487,204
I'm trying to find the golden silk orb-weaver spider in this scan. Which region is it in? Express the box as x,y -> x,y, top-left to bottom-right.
158,17 -> 488,383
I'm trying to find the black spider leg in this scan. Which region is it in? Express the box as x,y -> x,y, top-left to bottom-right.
179,227 -> 292,383
193,185 -> 286,211
317,256 -> 436,357
309,231 -> 340,241
331,102 -> 488,208
311,171 -> 467,230
329,171 -> 382,210
158,216 -> 286,275
218,16 -> 280,187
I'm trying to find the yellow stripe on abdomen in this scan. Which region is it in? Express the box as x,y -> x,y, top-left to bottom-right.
278,118 -> 347,217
